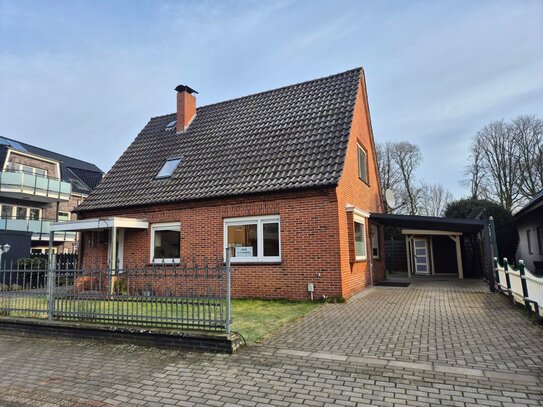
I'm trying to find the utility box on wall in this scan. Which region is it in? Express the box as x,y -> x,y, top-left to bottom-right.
0,230 -> 32,269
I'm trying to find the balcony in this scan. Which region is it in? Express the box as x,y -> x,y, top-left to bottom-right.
0,217 -> 76,242
0,170 -> 72,203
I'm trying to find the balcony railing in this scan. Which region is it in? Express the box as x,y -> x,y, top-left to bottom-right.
0,170 -> 72,202
0,217 -> 76,242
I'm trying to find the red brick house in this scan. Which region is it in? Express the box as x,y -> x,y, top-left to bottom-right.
62,68 -> 385,300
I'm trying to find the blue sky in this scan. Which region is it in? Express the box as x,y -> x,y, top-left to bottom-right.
1,0 -> 542,198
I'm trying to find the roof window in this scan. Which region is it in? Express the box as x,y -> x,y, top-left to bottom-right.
155,157 -> 182,179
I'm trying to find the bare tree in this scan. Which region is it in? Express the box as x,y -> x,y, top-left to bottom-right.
419,183 -> 453,217
391,141 -> 423,215
472,120 -> 521,211
376,142 -> 403,213
461,144 -> 490,200
511,115 -> 543,200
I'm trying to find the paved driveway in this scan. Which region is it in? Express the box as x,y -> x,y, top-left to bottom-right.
0,278 -> 542,406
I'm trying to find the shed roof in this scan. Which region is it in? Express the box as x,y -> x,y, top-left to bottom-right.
370,213 -> 485,233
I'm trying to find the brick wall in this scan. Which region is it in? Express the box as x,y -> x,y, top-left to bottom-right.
80,189 -> 343,300
334,71 -> 385,299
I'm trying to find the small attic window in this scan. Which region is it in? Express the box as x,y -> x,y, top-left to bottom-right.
156,157 -> 182,179
165,120 -> 177,131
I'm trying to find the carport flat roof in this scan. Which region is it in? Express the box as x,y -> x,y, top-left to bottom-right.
370,213 -> 485,233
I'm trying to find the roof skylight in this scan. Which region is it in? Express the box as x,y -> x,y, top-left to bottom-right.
155,157 -> 182,179
165,120 -> 177,131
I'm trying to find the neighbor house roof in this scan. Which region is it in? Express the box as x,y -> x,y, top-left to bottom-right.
0,136 -> 104,194
76,67 -> 363,212
514,190 -> 543,219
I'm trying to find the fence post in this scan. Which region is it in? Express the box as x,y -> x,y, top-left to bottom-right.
503,258 -> 514,303
225,248 -> 231,336
47,253 -> 56,320
493,257 -> 500,288
518,260 -> 532,315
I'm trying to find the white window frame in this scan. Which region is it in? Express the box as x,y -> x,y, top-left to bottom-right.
354,213 -> 367,261
150,222 -> 181,264
224,215 -> 281,263
58,211 -> 71,222
12,162 -> 48,177
371,223 -> 380,259
357,144 -> 368,184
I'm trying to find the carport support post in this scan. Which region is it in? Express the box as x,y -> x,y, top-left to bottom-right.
483,218 -> 496,292
405,236 -> 412,278
454,236 -> 464,279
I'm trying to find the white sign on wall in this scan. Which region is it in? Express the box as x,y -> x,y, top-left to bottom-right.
235,246 -> 253,257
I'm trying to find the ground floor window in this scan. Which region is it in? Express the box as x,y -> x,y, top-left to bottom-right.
150,222 -> 180,263
224,215 -> 281,262
354,214 -> 367,260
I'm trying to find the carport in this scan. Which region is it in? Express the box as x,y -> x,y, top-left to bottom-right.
370,213 -> 491,283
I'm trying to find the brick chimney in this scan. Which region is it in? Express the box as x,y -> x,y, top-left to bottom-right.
175,85 -> 198,133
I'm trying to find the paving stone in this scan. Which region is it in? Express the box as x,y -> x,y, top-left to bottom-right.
0,278 -> 542,406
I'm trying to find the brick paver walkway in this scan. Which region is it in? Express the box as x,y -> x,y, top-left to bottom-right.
1,278 -> 542,406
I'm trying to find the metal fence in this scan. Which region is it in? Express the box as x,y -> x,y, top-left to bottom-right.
0,253 -> 232,333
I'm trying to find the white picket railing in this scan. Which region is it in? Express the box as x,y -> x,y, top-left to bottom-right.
496,258 -> 543,318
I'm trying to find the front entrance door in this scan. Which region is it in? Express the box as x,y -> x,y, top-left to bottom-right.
413,238 -> 430,275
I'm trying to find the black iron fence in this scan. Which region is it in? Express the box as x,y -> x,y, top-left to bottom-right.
0,253 -> 232,333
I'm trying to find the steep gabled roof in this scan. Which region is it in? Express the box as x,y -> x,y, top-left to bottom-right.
76,68 -> 363,212
0,136 -> 103,194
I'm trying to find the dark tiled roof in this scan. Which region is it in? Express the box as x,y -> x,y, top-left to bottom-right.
0,136 -> 103,194
77,68 -> 363,212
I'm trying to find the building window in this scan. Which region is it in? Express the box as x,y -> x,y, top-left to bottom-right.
224,215 -> 281,262
354,215 -> 367,260
12,163 -> 47,177
150,222 -> 180,263
58,212 -> 70,222
1,205 -> 13,219
16,207 -> 26,219
28,208 -> 40,220
371,224 -> 379,259
155,157 -> 182,179
538,227 -> 543,255
527,229 -> 533,255
357,144 -> 368,184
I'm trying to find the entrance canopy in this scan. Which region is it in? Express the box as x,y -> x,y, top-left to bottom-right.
369,213 -> 484,233
50,217 -> 148,232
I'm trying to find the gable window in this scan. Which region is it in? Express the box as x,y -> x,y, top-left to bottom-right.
370,224 -> 380,259
357,144 -> 368,184
150,222 -> 180,263
354,214 -> 367,260
224,215 -> 280,263
155,157 -> 182,179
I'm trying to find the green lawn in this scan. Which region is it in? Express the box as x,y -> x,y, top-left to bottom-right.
1,295 -> 321,344
231,299 -> 321,344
